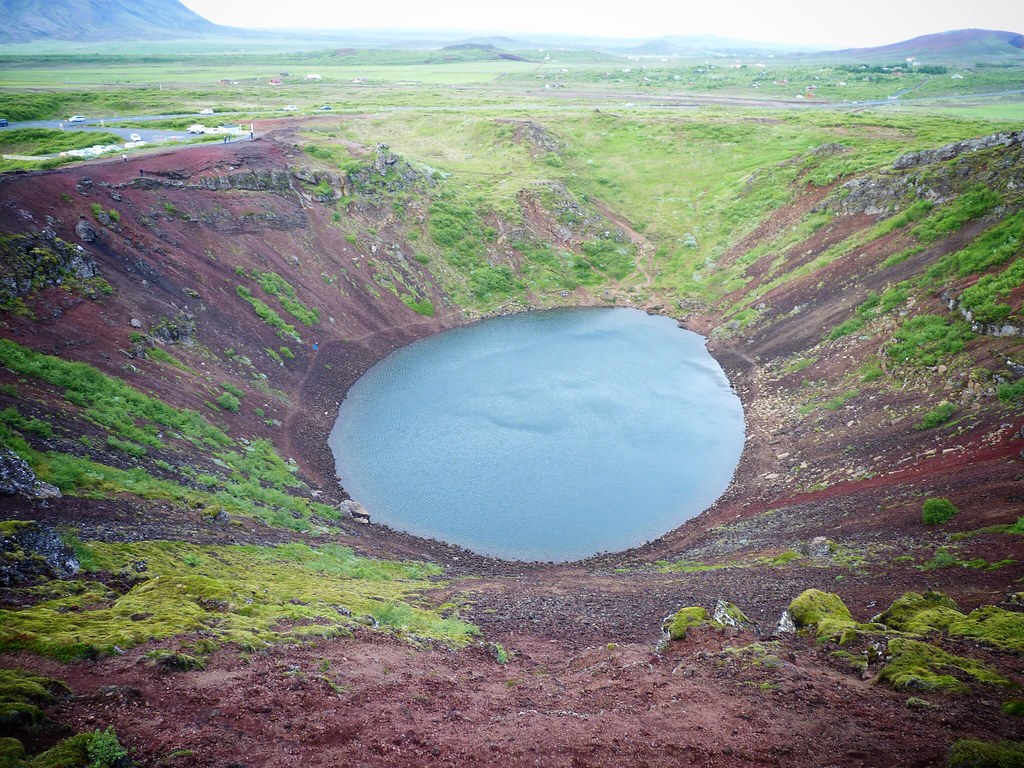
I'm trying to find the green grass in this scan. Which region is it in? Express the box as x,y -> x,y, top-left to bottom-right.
887,315 -> 974,367
0,338 -> 229,449
235,285 -> 301,341
0,127 -> 124,157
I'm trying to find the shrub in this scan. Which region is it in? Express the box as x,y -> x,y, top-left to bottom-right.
215,392 -> 240,414
915,402 -> 956,430
87,727 -> 128,768
922,498 -> 958,525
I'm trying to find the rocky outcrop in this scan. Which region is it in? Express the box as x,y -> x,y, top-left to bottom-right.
0,449 -> 62,500
148,311 -> 197,346
346,145 -> 436,201
893,130 -> 1024,170
943,290 -> 1024,337
0,229 -> 98,303
500,119 -> 565,158
0,519 -> 79,586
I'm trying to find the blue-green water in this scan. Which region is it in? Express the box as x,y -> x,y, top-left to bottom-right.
328,308 -> 744,561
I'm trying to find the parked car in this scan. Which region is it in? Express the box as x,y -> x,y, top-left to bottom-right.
129,133 -> 142,142
68,115 -> 87,123
199,108 -> 214,116
281,105 -> 297,111
186,124 -> 207,134
318,105 -> 332,111
0,118 -> 8,127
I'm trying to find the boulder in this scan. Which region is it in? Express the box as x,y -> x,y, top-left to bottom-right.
75,219 -> 98,242
774,609 -> 797,636
339,499 -> 371,523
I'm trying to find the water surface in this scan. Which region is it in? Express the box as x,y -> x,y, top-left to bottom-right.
329,308 -> 744,561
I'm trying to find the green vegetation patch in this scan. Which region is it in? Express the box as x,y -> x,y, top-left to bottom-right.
788,589 -> 881,645
664,607 -> 710,641
877,638 -> 1010,693
958,257 -> 1024,325
916,403 -> 957,430
922,498 -> 959,525
948,740 -> 1024,768
876,591 -> 1024,652
240,269 -> 320,327
911,185 -> 1000,244
0,128 -> 125,158
235,286 -> 301,341
887,315 -> 974,367
0,668 -> 67,733
0,339 -> 228,450
0,540 -> 476,662
874,591 -> 963,635
25,727 -> 128,768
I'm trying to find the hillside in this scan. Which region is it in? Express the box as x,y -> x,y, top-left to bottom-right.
0,0 -> 232,43
827,28 -> 1024,63
0,109 -> 1022,767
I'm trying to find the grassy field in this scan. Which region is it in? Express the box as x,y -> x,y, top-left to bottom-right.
1,42 -> 1022,302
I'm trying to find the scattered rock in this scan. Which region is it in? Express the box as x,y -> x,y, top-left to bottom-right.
0,449 -> 62,500
0,519 -> 79,586
805,536 -> 832,559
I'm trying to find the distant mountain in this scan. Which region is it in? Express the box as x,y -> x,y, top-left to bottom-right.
0,0 -> 235,43
619,34 -> 809,57
825,29 -> 1024,63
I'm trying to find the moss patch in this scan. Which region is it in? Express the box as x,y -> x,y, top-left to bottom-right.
788,589 -> 881,645
0,540 -> 477,661
664,607 -> 710,641
0,668 -> 67,733
875,591 -> 1024,652
877,638 -> 1011,694
874,591 -> 963,634
948,739 -> 1024,768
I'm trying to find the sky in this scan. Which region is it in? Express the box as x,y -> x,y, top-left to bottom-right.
179,0 -> 1023,48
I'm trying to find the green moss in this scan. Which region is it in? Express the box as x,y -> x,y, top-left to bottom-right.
948,739 -> 1024,768
949,606 -> 1024,653
788,589 -> 885,645
28,732 -> 91,768
770,550 -> 803,566
877,638 -> 1010,693
875,591 -> 963,635
664,607 -> 710,641
144,650 -> 205,672
0,736 -> 26,767
0,540 -> 476,660
0,669 -> 67,733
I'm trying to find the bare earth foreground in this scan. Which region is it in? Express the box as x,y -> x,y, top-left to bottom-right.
0,125 -> 1022,767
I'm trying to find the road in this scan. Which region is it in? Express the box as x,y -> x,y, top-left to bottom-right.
2,114 -> 251,145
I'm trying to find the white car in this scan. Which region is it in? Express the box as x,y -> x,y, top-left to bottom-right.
199,108 -> 214,116
68,115 -> 87,123
281,105 -> 298,111
186,124 -> 207,134
129,133 -> 142,142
